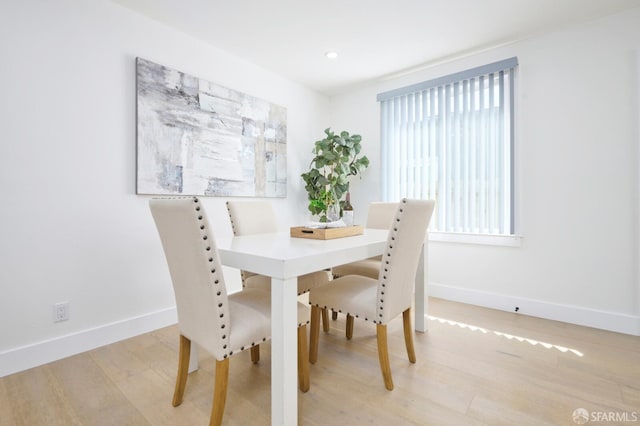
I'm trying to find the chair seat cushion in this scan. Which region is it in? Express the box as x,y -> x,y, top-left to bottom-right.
228,289 -> 309,355
228,289 -> 271,354
309,275 -> 379,323
244,270 -> 331,295
332,258 -> 381,279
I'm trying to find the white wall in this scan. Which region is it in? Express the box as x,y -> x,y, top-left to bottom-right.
0,0 -> 328,376
330,8 -> 640,334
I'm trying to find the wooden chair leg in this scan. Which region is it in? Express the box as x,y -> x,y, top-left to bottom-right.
210,358 -> 230,426
309,306 -> 321,364
402,308 -> 416,363
332,310 -> 338,320
376,324 -> 394,390
298,325 -> 310,392
321,308 -> 330,332
345,315 -> 354,340
172,334 -> 191,407
250,345 -> 260,364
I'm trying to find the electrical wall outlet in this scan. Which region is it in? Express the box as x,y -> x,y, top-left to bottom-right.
53,302 -> 69,322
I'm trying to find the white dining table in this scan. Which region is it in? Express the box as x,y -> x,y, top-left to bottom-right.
212,228 -> 429,426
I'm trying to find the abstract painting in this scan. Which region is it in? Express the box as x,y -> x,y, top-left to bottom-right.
136,58 -> 286,197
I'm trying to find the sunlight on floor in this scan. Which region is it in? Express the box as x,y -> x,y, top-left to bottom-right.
428,315 -> 584,357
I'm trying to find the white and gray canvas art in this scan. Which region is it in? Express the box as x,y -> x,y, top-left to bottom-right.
136,58 -> 286,197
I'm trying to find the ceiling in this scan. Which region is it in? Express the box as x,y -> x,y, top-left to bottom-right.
113,0 -> 640,95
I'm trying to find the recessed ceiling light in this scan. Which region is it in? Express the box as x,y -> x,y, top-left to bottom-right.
325,51 -> 338,59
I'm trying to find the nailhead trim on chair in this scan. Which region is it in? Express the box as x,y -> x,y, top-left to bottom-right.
225,201 -> 237,234
189,197 -> 273,359
377,198 -> 406,322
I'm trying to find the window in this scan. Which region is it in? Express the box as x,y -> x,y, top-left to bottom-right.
377,57 -> 517,236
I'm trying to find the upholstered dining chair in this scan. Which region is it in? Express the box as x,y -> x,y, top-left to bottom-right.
308,198 -> 435,390
330,202 -> 398,328
149,197 -> 310,426
226,200 -> 333,331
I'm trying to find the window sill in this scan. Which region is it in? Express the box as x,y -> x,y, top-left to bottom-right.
429,232 -> 522,247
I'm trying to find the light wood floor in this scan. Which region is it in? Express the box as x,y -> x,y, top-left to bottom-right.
1,298 -> 638,425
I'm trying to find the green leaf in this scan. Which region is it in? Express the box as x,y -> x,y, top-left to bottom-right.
314,157 -> 326,168
323,151 -> 337,161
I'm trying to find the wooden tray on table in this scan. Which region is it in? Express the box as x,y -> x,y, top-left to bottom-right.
290,225 -> 364,240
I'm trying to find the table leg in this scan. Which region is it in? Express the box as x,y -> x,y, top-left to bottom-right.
270,277 -> 298,426
414,243 -> 428,332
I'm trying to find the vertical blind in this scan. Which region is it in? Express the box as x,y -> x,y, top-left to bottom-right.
377,57 -> 517,235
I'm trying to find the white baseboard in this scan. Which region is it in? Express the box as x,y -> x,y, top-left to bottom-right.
0,307 -> 177,378
3,285 -> 638,378
429,282 -> 640,336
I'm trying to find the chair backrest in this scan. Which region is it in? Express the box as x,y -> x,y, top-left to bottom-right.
226,200 -> 278,235
366,202 -> 399,229
149,197 -> 230,360
377,199 -> 435,324
226,200 -> 278,282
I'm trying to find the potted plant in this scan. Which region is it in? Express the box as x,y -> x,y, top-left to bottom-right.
301,128 -> 369,223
